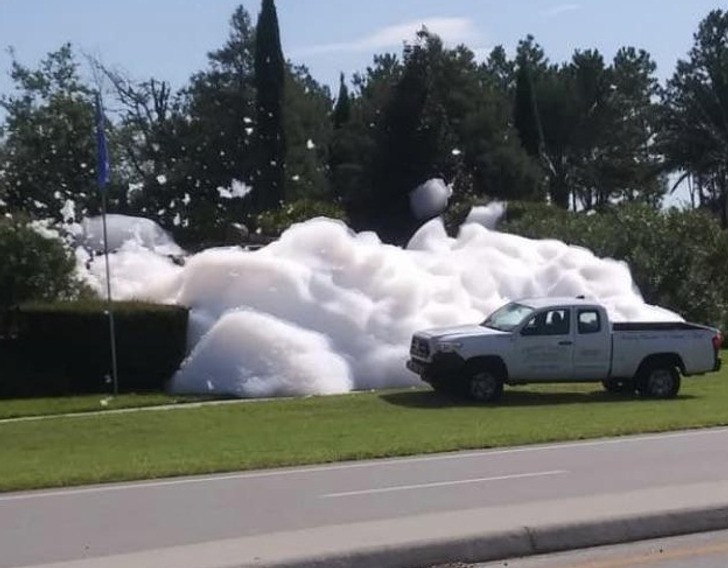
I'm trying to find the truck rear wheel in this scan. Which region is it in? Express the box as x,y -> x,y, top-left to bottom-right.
467,367 -> 504,403
638,365 -> 681,399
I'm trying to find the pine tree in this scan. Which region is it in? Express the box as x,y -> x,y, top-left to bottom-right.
253,0 -> 286,212
659,9 -> 728,227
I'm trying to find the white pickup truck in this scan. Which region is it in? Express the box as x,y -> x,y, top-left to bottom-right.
406,297 -> 723,402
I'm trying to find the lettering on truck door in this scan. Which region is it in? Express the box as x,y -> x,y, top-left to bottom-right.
513,308 -> 574,381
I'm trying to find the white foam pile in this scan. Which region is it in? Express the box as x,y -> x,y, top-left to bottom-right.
77,202 -> 682,399
80,214 -> 183,256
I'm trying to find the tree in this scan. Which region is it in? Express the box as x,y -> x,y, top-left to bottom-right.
164,5 -> 259,244
333,73 -> 351,129
512,36 -> 548,161
597,47 -> 664,208
482,45 -> 515,93
517,39 -> 663,211
513,60 -> 542,159
329,74 -> 353,197
282,64 -> 332,202
328,58 -> 400,226
91,61 -> 178,217
0,45 -> 99,221
659,9 -> 728,227
253,0 -> 286,211
0,217 -> 89,309
333,31 -> 541,242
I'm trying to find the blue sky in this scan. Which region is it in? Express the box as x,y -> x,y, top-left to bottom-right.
0,0 -> 723,96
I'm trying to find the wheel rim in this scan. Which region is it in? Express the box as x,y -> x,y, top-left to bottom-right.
470,372 -> 496,401
648,369 -> 674,397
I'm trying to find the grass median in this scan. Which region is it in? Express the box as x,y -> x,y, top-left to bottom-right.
1,367 -> 726,492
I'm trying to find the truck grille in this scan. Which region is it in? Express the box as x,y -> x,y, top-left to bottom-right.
410,336 -> 430,359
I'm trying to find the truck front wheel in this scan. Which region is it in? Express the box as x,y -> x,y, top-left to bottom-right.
638,365 -> 681,399
467,367 -> 504,403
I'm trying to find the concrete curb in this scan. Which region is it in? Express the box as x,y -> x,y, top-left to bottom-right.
264,504 -> 728,568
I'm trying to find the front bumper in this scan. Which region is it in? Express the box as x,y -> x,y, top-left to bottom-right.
406,352 -> 466,383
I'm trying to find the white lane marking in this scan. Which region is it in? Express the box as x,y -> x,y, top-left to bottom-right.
1,427 -> 727,503
321,470 -> 568,498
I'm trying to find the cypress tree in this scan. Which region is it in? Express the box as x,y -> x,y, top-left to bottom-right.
513,61 -> 543,158
253,0 -> 286,211
333,73 -> 351,129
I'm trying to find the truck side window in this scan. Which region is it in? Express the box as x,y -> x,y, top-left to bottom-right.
578,310 -> 601,334
522,309 -> 570,336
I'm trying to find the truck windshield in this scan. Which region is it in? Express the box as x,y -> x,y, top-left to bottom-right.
482,303 -> 535,332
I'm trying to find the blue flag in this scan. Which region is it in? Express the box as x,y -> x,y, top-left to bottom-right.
95,92 -> 110,189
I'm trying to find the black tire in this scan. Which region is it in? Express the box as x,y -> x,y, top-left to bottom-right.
602,379 -> 636,394
466,366 -> 504,403
637,365 -> 681,399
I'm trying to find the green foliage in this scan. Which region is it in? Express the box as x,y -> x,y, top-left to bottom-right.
503,202 -> 728,330
332,73 -> 351,129
253,0 -> 286,211
0,44 -> 99,221
0,218 -> 89,309
3,301 -> 189,397
283,65 -> 332,201
659,9 -> 728,227
522,43 -> 664,210
254,198 -> 347,237
342,30 -> 540,244
155,5 -> 258,242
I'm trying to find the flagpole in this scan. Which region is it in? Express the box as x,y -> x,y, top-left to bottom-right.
101,190 -> 119,396
95,91 -> 119,396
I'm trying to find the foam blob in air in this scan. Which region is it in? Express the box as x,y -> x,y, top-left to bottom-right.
409,178 -> 452,220
83,209 -> 683,399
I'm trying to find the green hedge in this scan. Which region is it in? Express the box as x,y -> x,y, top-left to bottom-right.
501,201 -> 728,333
1,301 -> 188,397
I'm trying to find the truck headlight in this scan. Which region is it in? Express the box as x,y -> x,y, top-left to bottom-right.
437,341 -> 462,353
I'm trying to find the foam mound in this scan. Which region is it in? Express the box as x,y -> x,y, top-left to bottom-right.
80,208 -> 683,398
80,214 -> 183,256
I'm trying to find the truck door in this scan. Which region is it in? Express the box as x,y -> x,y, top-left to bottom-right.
572,308 -> 611,380
512,308 -> 574,381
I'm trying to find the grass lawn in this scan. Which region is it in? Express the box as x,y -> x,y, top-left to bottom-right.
0,393 -> 216,420
0,367 -> 726,492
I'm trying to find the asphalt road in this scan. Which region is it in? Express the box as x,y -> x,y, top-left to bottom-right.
477,529 -> 728,568
3,427 -> 728,567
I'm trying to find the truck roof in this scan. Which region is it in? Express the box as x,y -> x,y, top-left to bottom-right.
517,297 -> 601,310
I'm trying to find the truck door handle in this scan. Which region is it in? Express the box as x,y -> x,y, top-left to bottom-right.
558,341 -> 573,346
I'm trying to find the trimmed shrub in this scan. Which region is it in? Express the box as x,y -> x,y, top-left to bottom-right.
2,301 -> 188,397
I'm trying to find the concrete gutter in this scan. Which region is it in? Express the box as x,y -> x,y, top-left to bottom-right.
26,481 -> 728,568
267,506 -> 728,568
